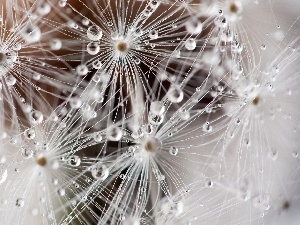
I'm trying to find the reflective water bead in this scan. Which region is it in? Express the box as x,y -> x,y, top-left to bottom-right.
150,101 -> 165,116
69,97 -> 82,109
68,155 -> 81,167
106,126 -> 123,141
49,38 -> 62,50
37,2 -> 51,16
149,114 -> 164,125
268,148 -> 278,161
87,25 -> 103,41
92,60 -> 102,69
33,72 -> 41,80
167,86 -> 183,103
57,188 -> 65,196
93,132 -> 103,142
149,30 -> 158,39
30,111 -> 43,124
87,42 -> 100,55
260,44 -> 266,50
24,128 -> 35,139
21,23 -> 41,43
21,148 -> 33,159
205,179 -> 213,187
58,0 -> 67,7
203,122 -> 212,133
252,195 -> 270,211
82,18 -> 89,26
185,39 -> 196,51
5,75 -> 16,86
91,164 -> 109,181
76,64 -> 88,76
150,0 -> 160,9
185,18 -> 203,34
16,198 -> 24,207
169,146 -> 178,156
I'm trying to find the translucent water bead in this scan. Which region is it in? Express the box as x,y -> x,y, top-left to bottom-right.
87,25 -> 103,41
16,198 -> 25,207
150,101 -> 165,116
87,42 -> 100,55
37,1 -> 51,16
106,126 -> 123,141
185,39 -> 196,50
68,155 -> 81,167
49,38 -> 62,50
185,18 -> 203,34
21,23 -> 41,43
167,86 -> 184,103
91,163 -> 109,181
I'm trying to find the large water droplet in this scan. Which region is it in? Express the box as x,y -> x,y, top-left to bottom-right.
87,25 -> 103,41
91,164 -> 109,181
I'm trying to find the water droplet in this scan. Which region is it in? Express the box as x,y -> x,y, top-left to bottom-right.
92,60 -> 102,70
37,2 -> 51,16
185,39 -> 196,51
106,126 -> 122,141
150,101 -> 165,116
24,128 -> 35,139
49,38 -> 62,50
252,195 -> 270,211
58,0 -> 67,7
150,0 -> 160,9
6,75 -> 16,86
149,30 -> 158,39
268,148 -> 278,161
68,155 -> 81,167
57,188 -> 65,196
30,111 -> 43,124
167,86 -> 183,103
69,97 -> 82,109
21,23 -> 41,43
87,42 -> 100,55
261,44 -> 266,50
185,18 -> 203,34
91,164 -> 109,181
205,179 -> 213,187
169,146 -> 178,156
292,151 -> 298,158
87,25 -> 103,41
16,198 -> 25,207
21,148 -> 33,159
76,64 -> 88,76
93,132 -> 102,142
203,122 -> 212,133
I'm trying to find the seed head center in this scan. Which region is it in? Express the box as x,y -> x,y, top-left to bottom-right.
37,156 -> 47,166
252,96 -> 260,105
230,3 -> 239,13
141,137 -> 161,153
116,41 -> 129,53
